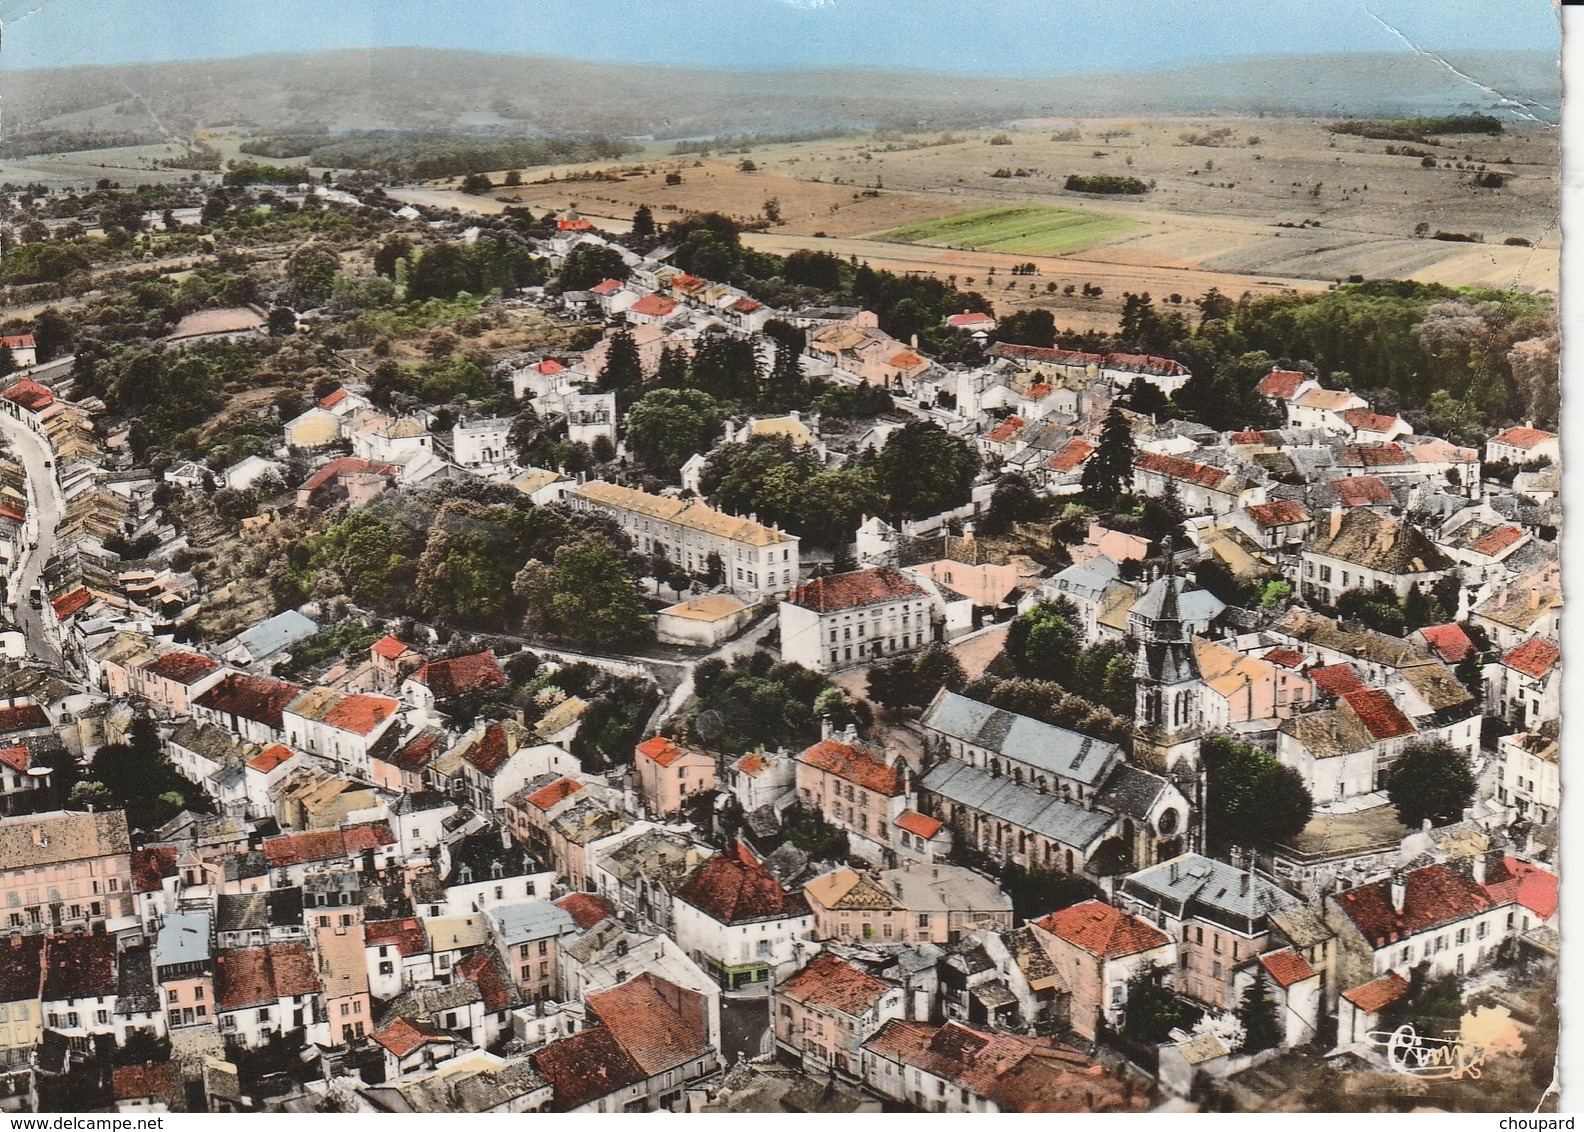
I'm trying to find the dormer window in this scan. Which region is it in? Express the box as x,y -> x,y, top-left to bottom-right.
490,860 -> 504,880
458,863 -> 473,884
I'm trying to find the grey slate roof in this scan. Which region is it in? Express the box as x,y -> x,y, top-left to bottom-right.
228,609 -> 318,661
154,912 -> 212,968
919,760 -> 1114,851
921,692 -> 1121,788
1119,853 -> 1300,935
487,900 -> 577,945
1094,763 -> 1171,821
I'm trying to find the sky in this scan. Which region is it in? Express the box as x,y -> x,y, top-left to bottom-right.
0,0 -> 1561,75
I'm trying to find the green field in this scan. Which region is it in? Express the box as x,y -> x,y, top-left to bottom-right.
875,205 -> 1142,256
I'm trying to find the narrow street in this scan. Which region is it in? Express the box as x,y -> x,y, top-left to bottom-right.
0,409 -> 64,668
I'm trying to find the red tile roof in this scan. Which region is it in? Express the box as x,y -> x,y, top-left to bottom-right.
799,739 -> 904,795
290,690 -> 398,736
1501,638 -> 1560,679
142,650 -> 220,685
590,279 -> 625,296
194,673 -> 303,729
1340,408 -> 1402,434
0,334 -> 36,351
1263,647 -> 1305,668
0,935 -> 43,1002
555,892 -> 615,931
629,294 -> 678,318
384,730 -> 442,774
888,350 -> 926,370
1035,899 -> 1170,958
0,502 -> 25,524
50,588 -> 92,619
42,932 -> 115,1000
778,953 -> 891,1015
1331,475 -> 1392,507
1484,857 -> 1558,921
1341,443 -> 1410,467
730,298 -> 762,314
113,1061 -> 175,1103
409,651 -> 507,700
676,850 -> 811,924
372,1017 -> 446,1058
214,944 -> 320,1011
341,821 -> 397,854
1246,499 -> 1311,527
947,311 -> 995,328
370,635 -> 410,660
300,456 -> 399,494
1048,438 -> 1093,473
636,735 -> 696,768
735,752 -> 770,777
525,776 -> 585,812
1332,865 -> 1496,949
1417,623 -> 1477,664
1341,971 -> 1410,1014
264,822 -> 394,867
364,917 -> 429,958
246,744 -> 295,774
896,810 -> 944,839
532,359 -> 567,376
984,415 -> 1025,444
0,704 -> 48,734
558,219 -> 593,232
1491,426 -> 1555,450
1341,688 -> 1415,741
1308,663 -> 1365,697
786,566 -> 925,613
1256,369 -> 1308,399
131,846 -> 179,894
1473,525 -> 1525,557
534,1024 -> 645,1110
1,378 -> 54,411
461,722 -> 515,775
1258,948 -> 1316,988
318,388 -> 349,409
862,1020 -> 1138,1112
455,949 -> 515,1012
1133,451 -> 1235,491
0,746 -> 28,773
587,974 -> 712,1076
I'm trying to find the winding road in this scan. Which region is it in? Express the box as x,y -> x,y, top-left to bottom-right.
0,405 -> 64,668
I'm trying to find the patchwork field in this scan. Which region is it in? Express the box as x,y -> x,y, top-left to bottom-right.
874,205 -> 1143,256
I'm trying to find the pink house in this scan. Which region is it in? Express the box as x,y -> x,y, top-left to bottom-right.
634,736 -> 716,818
132,652 -> 225,718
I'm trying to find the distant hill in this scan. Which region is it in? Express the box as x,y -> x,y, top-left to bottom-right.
0,46 -> 1558,154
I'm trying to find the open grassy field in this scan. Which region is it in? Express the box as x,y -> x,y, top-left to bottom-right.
874,204 -> 1143,256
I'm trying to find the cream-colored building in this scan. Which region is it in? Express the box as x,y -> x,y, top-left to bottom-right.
568,481 -> 799,601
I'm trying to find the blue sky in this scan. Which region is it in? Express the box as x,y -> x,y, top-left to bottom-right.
0,0 -> 1560,74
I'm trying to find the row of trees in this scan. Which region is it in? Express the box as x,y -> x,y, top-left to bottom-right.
275,484 -> 651,648
696,421 -> 979,547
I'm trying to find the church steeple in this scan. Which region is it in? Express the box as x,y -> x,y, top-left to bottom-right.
1131,559 -> 1203,774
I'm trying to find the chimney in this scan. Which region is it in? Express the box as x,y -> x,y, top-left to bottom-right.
1169,860 -> 1179,884
1329,504 -> 1343,539
1389,871 -> 1407,916
1472,853 -> 1489,886
1240,874 -> 1250,897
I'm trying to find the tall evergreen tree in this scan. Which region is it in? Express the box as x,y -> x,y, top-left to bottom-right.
1238,976 -> 1282,1053
768,338 -> 805,403
1082,405 -> 1135,500
599,329 -> 644,404
631,204 -> 655,241
656,344 -> 690,388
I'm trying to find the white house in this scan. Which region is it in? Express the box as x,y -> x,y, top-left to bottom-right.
672,848 -> 814,991
779,567 -> 939,674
